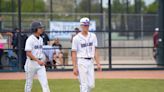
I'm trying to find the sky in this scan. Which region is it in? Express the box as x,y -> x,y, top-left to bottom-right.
103,0 -> 155,7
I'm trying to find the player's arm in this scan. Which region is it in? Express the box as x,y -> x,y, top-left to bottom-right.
25,38 -> 45,66
94,48 -> 101,71
26,51 -> 40,61
26,51 -> 45,66
94,49 -> 100,65
71,37 -> 78,76
72,51 -> 78,76
94,34 -> 101,71
72,51 -> 77,69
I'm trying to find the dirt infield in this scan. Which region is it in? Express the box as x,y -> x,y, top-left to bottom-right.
0,70 -> 164,80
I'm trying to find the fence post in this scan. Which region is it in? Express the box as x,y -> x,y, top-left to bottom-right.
108,0 -> 112,69
18,0 -> 22,71
157,0 -> 164,66
100,0 -> 103,30
11,0 -> 16,29
0,0 -> 2,32
50,0 -> 53,21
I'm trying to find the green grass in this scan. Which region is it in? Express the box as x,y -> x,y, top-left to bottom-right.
0,79 -> 164,92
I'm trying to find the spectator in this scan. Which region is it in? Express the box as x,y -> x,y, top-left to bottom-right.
12,28 -> 28,69
153,27 -> 159,60
43,45 -> 55,69
11,28 -> 19,49
52,38 -> 63,66
41,32 -> 50,45
20,30 -> 28,69
71,27 -> 80,43
0,33 -> 4,69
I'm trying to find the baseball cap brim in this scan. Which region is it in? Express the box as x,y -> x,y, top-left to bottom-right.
38,25 -> 45,28
80,22 -> 90,26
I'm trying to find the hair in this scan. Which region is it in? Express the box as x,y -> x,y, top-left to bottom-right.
31,28 -> 38,33
75,27 -> 79,31
34,28 -> 38,33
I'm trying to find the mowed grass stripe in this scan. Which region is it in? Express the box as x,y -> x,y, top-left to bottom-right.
0,79 -> 163,92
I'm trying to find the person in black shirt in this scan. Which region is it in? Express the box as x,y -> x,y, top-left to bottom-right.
12,28 -> 28,70
41,32 -> 50,45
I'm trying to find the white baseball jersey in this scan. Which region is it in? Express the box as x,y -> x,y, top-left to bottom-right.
24,34 -> 50,92
25,35 -> 45,60
72,32 -> 97,58
72,32 -> 98,92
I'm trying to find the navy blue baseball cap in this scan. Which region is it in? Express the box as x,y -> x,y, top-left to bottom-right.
30,21 -> 44,31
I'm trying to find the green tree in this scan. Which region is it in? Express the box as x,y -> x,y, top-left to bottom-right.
0,0 -> 16,12
111,0 -> 146,13
146,1 -> 158,14
0,0 -> 45,12
51,0 -> 74,13
77,0 -> 101,13
21,0 -> 45,12
112,0 -> 124,13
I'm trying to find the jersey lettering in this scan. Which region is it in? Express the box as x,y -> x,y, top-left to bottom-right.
81,42 -> 93,48
34,45 -> 42,49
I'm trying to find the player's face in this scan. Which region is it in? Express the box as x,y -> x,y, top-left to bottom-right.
81,25 -> 89,32
37,27 -> 44,35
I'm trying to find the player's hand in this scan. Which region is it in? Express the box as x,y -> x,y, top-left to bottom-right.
73,66 -> 78,76
37,60 -> 45,66
97,64 -> 102,71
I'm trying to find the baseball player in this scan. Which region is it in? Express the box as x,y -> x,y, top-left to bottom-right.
72,17 -> 101,92
24,21 -> 50,92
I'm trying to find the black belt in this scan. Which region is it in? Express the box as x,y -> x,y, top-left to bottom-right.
38,58 -> 42,60
79,57 -> 92,60
31,58 -> 42,60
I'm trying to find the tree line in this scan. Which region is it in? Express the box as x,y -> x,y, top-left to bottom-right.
0,0 -> 158,14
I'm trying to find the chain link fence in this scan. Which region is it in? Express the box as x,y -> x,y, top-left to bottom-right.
0,12 -> 162,71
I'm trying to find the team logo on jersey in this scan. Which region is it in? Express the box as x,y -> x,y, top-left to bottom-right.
81,42 -> 93,48
34,45 -> 42,49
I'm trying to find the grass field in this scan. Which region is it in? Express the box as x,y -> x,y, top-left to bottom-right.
0,79 -> 164,92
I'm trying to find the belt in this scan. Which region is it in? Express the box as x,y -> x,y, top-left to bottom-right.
38,58 -> 42,60
79,57 -> 92,60
30,58 -> 42,60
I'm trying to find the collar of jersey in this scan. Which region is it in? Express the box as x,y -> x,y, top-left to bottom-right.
79,32 -> 91,40
32,34 -> 41,40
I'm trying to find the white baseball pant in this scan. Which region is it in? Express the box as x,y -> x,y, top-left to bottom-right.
77,58 -> 95,92
24,59 -> 50,92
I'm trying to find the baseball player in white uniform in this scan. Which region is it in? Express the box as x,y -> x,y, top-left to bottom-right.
24,21 -> 50,92
72,17 -> 101,92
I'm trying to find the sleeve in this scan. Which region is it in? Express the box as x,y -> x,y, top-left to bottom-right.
71,37 -> 78,51
25,37 -> 33,51
93,34 -> 98,47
